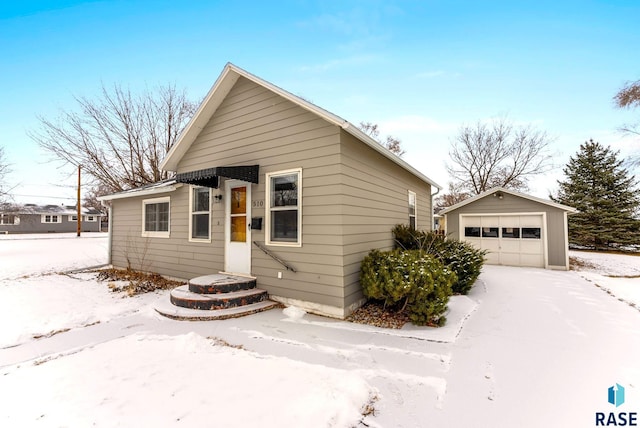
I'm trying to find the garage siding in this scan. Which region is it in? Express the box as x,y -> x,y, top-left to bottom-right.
444,192 -> 569,269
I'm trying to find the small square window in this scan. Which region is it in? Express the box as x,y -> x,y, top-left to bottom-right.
482,227 -> 499,238
502,227 -> 520,239
464,227 -> 481,237
142,197 -> 170,238
522,227 -> 541,239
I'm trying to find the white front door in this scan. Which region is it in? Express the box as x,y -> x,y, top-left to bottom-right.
224,180 -> 252,275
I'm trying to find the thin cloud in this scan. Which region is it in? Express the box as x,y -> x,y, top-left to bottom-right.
415,70 -> 446,79
380,115 -> 455,134
297,54 -> 379,73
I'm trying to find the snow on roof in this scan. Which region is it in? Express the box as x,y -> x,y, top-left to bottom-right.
1,204 -> 103,216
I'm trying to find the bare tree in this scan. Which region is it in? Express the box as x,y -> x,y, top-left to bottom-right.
446,118 -> 554,194
614,79 -> 640,110
434,182 -> 471,210
0,146 -> 12,202
83,183 -> 112,212
358,122 -> 406,157
614,79 -> 640,166
29,83 -> 198,194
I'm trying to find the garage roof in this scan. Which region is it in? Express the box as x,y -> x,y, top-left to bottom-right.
440,187 -> 578,214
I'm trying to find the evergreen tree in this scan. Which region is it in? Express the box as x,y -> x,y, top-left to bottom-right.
552,140 -> 640,250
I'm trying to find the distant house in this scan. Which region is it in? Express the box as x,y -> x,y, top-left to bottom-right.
99,63 -> 442,318
0,204 -> 104,234
440,187 -> 577,270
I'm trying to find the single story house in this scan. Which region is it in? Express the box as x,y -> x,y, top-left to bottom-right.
440,187 -> 577,270
99,63 -> 442,318
0,204 -> 103,234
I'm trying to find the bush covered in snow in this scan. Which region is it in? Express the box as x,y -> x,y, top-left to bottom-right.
360,249 -> 456,326
392,224 -> 486,295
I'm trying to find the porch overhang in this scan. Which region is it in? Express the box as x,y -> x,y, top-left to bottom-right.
175,165 -> 259,188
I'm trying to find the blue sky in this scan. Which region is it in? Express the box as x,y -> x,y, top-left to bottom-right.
1,0 -> 639,204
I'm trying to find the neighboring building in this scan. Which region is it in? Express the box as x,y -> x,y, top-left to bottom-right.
99,63 -> 442,318
0,204 -> 104,234
440,187 -> 577,270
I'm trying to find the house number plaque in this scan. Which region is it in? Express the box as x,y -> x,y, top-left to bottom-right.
252,200 -> 264,208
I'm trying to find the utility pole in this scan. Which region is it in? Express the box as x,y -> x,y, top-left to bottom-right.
77,165 -> 82,237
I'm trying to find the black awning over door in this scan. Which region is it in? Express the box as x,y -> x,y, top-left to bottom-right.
175,165 -> 259,188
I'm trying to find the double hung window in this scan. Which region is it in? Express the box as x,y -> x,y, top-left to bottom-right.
190,186 -> 211,241
0,214 -> 19,225
408,191 -> 417,229
266,169 -> 301,246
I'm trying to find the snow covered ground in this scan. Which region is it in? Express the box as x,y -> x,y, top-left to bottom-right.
570,249 -> 640,308
0,236 -> 639,427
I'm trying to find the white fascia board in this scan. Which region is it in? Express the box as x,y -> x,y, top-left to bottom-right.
160,66 -> 240,172
440,187 -> 578,214
341,122 -> 442,190
98,183 -> 182,202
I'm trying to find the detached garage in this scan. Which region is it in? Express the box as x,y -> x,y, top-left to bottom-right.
441,187 -> 577,270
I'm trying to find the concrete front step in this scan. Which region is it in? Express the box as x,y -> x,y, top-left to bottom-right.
170,285 -> 268,310
155,299 -> 279,321
188,273 -> 256,294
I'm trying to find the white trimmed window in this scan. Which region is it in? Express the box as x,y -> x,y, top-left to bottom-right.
68,215 -> 78,222
266,168 -> 302,246
0,214 -> 19,225
84,215 -> 97,222
42,214 -> 62,224
142,196 -> 170,238
189,186 -> 211,242
408,191 -> 417,229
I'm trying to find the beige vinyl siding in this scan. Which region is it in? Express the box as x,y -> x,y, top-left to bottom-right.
176,76 -> 346,309
445,192 -> 568,268
108,74 -> 437,315
110,186 -> 225,279
339,131 -> 432,308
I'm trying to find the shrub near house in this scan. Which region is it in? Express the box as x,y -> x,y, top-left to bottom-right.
392,224 -> 486,295
360,249 -> 456,326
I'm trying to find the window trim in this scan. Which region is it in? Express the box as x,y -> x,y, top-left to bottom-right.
0,214 -> 20,225
265,168 -> 302,247
189,185 -> 212,243
68,215 -> 78,222
84,215 -> 97,222
142,196 -> 171,238
408,190 -> 417,229
41,214 -> 62,224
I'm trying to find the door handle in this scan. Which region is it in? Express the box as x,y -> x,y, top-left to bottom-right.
248,223 -> 251,230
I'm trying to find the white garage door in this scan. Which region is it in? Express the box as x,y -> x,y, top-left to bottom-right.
460,214 -> 545,268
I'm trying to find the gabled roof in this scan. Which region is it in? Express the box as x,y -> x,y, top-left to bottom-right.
160,63 -> 441,190
439,187 -> 578,214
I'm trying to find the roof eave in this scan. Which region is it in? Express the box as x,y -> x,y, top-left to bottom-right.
341,122 -> 442,190
98,183 -> 182,202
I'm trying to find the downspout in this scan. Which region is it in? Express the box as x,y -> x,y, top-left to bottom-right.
431,185 -> 440,232
104,202 -> 113,265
